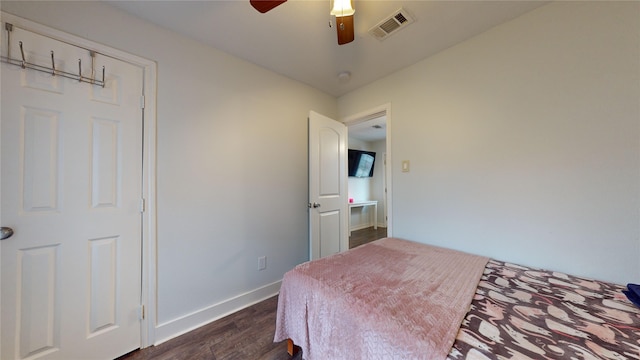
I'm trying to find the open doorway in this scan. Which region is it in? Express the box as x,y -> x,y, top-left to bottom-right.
343,104 -> 392,249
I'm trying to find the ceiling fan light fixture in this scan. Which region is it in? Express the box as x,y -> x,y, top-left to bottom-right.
335,15 -> 354,45
331,0 -> 355,45
330,0 -> 355,17
250,0 -> 287,13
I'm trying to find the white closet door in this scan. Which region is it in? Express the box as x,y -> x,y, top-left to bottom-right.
1,23 -> 143,360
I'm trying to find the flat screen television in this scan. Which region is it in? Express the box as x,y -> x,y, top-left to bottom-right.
348,149 -> 376,178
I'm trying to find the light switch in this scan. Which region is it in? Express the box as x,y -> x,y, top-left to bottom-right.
402,160 -> 410,172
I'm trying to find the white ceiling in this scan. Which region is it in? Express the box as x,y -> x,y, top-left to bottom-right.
349,115 -> 387,142
106,0 -> 547,97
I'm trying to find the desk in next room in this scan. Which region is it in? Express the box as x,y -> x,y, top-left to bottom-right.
348,201 -> 377,236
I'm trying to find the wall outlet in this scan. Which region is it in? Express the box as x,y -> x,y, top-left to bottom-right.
258,256 -> 267,271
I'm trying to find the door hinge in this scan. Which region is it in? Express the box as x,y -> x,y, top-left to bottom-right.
140,95 -> 145,109
140,198 -> 146,213
138,305 -> 145,320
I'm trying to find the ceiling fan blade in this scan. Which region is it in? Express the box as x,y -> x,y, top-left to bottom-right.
250,0 -> 287,13
335,15 -> 354,45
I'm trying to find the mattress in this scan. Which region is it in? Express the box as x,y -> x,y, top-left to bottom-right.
275,237 -> 488,360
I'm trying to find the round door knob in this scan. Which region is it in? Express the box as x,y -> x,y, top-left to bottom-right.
1,227 -> 14,240
312,202 -> 321,208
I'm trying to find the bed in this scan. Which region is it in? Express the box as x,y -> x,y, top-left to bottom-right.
274,237 -> 640,359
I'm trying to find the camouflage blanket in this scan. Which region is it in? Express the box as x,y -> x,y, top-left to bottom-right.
448,260 -> 640,360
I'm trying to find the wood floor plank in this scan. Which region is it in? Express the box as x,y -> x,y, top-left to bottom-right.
349,226 -> 387,249
117,296 -> 290,360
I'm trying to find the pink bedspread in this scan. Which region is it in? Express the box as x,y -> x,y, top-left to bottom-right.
274,237 -> 489,360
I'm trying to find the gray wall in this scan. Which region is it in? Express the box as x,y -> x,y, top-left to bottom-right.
339,1 -> 640,284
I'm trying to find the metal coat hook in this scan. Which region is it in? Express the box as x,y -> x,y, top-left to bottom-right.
90,50 -> 95,79
50,51 -> 56,76
19,41 -> 25,69
6,23 -> 13,59
1,23 -> 106,87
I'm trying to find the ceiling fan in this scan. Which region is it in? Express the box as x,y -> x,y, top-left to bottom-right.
250,0 -> 355,45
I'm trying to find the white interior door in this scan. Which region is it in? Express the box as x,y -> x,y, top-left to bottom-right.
1,23 -> 143,360
308,111 -> 347,260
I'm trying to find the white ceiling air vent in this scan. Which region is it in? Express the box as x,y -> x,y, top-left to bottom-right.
368,8 -> 414,41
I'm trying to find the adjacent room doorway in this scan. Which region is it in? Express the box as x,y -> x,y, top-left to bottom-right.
343,104 -> 392,248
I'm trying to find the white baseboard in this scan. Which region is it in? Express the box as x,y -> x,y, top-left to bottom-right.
350,223 -> 371,232
154,280 -> 282,345
350,223 -> 387,232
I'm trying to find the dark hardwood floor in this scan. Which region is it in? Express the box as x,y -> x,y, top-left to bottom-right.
349,225 -> 387,249
117,296 -> 297,360
118,227 -> 385,360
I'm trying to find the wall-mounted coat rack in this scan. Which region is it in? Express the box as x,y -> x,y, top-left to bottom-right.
0,22 -> 105,87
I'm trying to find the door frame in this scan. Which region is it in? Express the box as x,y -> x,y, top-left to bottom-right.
342,103 -> 393,240
0,12 -> 158,348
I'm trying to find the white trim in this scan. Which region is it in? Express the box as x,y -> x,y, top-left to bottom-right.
342,103 -> 393,238
342,104 -> 389,125
350,223 -> 387,232
141,55 -> 158,348
0,12 -> 159,349
154,280 -> 282,345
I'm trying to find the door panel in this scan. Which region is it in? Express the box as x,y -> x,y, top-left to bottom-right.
17,244 -> 60,358
91,118 -> 120,208
22,106 -> 62,212
88,236 -> 118,334
308,111 -> 347,260
319,128 -> 341,195
1,22 -> 143,360
319,211 -> 341,257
